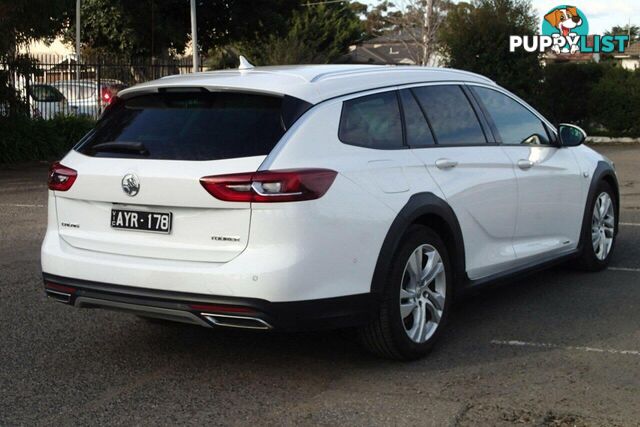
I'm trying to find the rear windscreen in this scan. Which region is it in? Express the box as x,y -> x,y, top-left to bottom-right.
29,85 -> 64,102
76,92 -> 286,161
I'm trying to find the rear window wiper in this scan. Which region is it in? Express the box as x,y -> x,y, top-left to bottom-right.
91,141 -> 149,156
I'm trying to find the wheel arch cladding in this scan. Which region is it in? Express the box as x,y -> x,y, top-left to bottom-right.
578,160 -> 620,250
370,192 -> 466,296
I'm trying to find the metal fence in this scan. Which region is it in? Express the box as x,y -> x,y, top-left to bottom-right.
1,54 -> 204,120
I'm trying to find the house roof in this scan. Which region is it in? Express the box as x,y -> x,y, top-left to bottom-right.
118,64 -> 495,104
615,41 -> 640,57
542,35 -> 599,63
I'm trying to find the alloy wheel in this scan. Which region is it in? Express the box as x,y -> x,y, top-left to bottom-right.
592,192 -> 615,261
399,244 -> 446,343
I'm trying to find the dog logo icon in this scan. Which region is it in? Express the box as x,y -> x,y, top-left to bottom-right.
542,5 -> 588,54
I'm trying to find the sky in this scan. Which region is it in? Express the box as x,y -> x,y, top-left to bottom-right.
364,0 -> 639,35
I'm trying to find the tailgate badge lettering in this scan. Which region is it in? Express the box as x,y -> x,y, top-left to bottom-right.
122,173 -> 140,197
211,236 -> 241,242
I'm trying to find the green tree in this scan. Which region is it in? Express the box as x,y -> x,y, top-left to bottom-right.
216,3 -> 364,66
439,0 -> 541,99
0,0 -> 73,56
353,1 -> 403,39
535,63 -> 604,127
64,0 -> 301,59
604,24 -> 640,43
589,66 -> 640,136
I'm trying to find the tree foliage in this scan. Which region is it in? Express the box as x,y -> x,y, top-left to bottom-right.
209,3 -> 364,67
0,0 -> 74,55
384,0 -> 450,66
535,62 -> 604,127
439,0 -> 541,98
589,66 -> 640,135
604,24 -> 640,43
64,0 -> 301,58
352,1 -> 403,39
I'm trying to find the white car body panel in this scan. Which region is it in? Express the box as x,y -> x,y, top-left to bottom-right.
501,145 -> 584,260
413,145 -> 519,279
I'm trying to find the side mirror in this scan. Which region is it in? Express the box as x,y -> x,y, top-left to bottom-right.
558,123 -> 587,147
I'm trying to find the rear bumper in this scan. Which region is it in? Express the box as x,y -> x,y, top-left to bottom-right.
43,273 -> 376,332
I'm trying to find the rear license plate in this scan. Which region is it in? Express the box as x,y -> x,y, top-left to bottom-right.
111,209 -> 172,234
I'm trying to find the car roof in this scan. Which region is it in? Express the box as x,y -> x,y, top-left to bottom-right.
53,80 -> 125,87
117,64 -> 496,104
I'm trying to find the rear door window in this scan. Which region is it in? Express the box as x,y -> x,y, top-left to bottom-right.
412,85 -> 486,145
338,91 -> 403,149
76,92 -> 287,161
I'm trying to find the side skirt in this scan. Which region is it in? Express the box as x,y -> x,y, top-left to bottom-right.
459,249 -> 581,297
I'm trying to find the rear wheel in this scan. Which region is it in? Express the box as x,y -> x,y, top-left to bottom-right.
575,181 -> 617,271
359,226 -> 452,360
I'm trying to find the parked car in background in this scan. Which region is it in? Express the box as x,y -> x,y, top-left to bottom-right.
52,80 -> 127,118
27,84 -> 72,119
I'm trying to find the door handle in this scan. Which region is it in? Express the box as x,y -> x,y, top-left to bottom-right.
435,158 -> 458,170
517,159 -> 534,170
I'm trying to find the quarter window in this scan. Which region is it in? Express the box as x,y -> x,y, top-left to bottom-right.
412,85 -> 486,145
472,87 -> 550,145
339,91 -> 403,149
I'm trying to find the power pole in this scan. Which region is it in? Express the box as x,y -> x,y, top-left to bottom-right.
76,0 -> 81,79
190,0 -> 199,72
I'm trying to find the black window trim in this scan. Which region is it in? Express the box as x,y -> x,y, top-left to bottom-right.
395,90 -> 409,148
461,85 -> 498,143
400,88 -> 439,146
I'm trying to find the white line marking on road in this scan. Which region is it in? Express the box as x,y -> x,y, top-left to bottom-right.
491,340 -> 640,357
608,267 -> 640,272
0,203 -> 45,208
620,222 -> 640,226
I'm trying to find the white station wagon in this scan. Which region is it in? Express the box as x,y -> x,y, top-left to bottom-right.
42,63 -> 618,360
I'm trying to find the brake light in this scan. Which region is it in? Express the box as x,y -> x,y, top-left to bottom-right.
200,169 -> 337,203
48,162 -> 77,191
101,87 -> 113,104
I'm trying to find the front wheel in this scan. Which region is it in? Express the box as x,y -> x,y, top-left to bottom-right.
575,181 -> 617,271
359,226 -> 452,360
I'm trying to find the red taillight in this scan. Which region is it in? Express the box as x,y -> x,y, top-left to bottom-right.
48,162 -> 77,191
189,304 -> 256,314
200,169 -> 337,203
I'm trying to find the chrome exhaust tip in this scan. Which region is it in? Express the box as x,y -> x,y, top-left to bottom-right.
201,313 -> 272,330
45,289 -> 72,304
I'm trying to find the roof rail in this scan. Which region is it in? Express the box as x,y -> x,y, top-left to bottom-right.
310,66 -> 495,84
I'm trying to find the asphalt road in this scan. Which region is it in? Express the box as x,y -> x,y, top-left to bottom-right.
1,145 -> 639,426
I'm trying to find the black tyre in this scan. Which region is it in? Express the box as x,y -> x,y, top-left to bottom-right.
575,181 -> 617,271
359,225 -> 453,360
